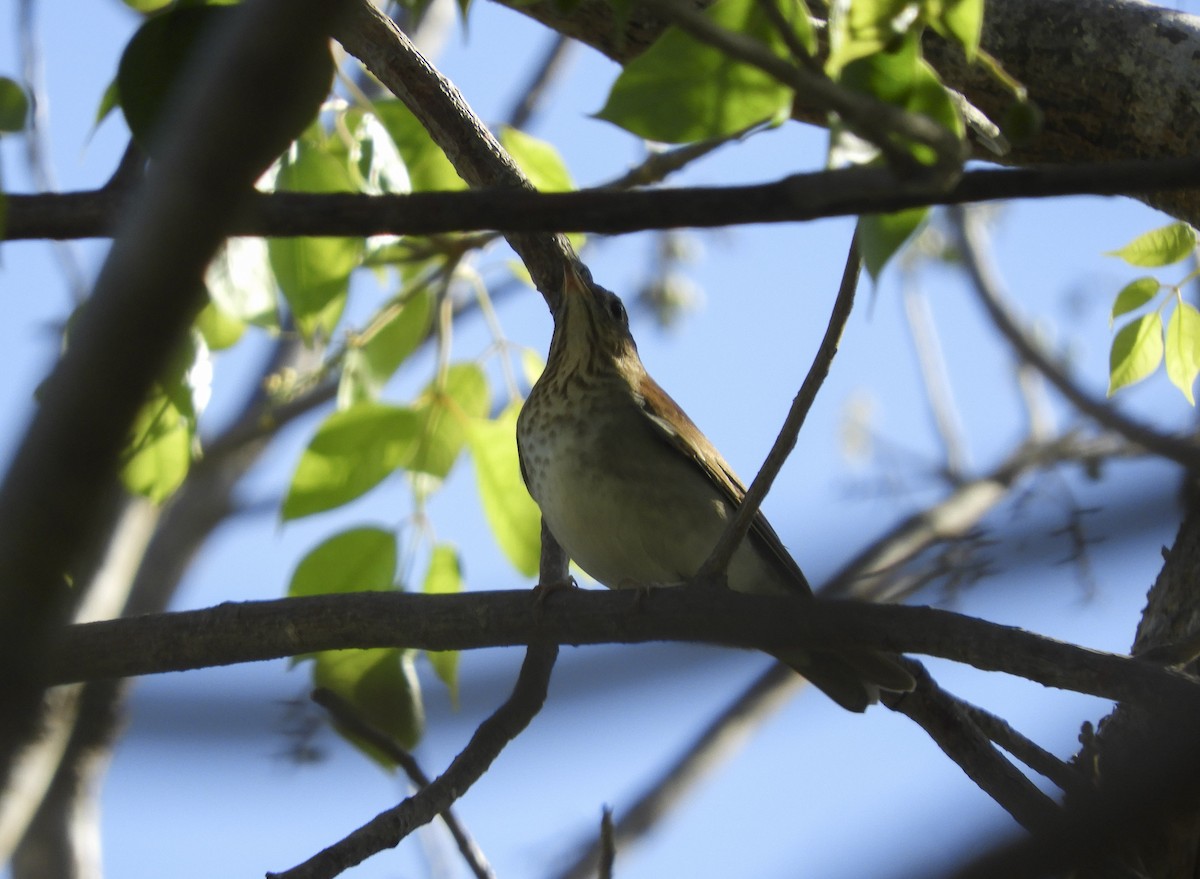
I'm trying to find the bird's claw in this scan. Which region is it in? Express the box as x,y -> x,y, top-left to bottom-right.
532,576 -> 579,605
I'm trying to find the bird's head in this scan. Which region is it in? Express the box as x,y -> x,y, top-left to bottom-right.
547,261 -> 641,375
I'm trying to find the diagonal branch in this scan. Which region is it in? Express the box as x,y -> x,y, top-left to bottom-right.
949,204 -> 1200,470
699,233 -> 861,580
271,642 -> 558,879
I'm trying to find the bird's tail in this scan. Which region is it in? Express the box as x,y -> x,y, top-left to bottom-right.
776,648 -> 915,713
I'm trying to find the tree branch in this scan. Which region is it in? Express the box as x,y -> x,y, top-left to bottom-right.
699,233 -> 861,580
885,661 -> 1064,834
9,156 -> 1200,243
49,588 -> 1200,709
310,688 -> 496,879
949,205 -> 1200,470
270,642 -> 557,879
0,0 -> 344,792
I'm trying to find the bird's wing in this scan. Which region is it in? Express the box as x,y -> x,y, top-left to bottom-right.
635,372 -> 813,594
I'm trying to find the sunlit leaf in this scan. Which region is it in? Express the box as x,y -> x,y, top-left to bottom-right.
269,140 -> 363,341
500,126 -> 575,192
282,403 -> 419,519
596,0 -> 803,143
194,299 -> 245,350
312,648 -> 424,761
422,543 -> 462,705
288,527 -> 398,598
120,391 -> 192,502
931,0 -> 983,61
1166,302 -> 1200,405
1110,276 -> 1160,325
207,237 -> 279,329
835,34 -> 962,164
828,0 -> 915,74
466,403 -> 541,576
339,289 -> 435,404
1107,222 -> 1197,268
857,207 -> 928,279
373,99 -> 465,192
1108,313 -> 1164,396
407,363 -> 490,478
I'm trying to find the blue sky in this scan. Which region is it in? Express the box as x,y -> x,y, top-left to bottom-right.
0,2 -> 1192,877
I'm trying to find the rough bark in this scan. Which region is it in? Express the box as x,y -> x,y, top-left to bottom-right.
495,0 -> 1200,224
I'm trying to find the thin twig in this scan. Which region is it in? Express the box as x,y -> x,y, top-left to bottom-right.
640,0 -> 964,174
597,807 -> 616,879
506,33 -> 574,131
884,660 -> 1064,834
957,700 -> 1084,795
553,664 -> 800,879
902,279 -> 970,480
272,642 -> 557,879
949,204 -> 1200,470
699,233 -> 861,581
310,688 -> 496,879
822,431 -> 1141,600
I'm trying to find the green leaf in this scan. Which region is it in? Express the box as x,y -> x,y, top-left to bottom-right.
422,543 -> 462,705
121,391 -> 193,502
857,206 -> 929,279
339,289 -> 434,404
0,77 -> 29,133
1108,313 -> 1164,396
346,110 -> 411,195
288,527 -> 398,598
407,363 -> 490,478
123,0 -> 175,11
195,299 -> 245,350
94,80 -> 120,128
931,0 -> 983,61
117,5 -> 332,169
1166,302 -> 1200,405
500,126 -> 575,192
207,237 -> 279,329
596,0 -> 801,143
466,403 -> 542,577
827,0 -> 915,73
836,34 -> 962,163
269,141 -> 363,340
1110,276 -> 1160,325
1107,222 -> 1197,268
312,648 -> 424,760
373,100 -> 465,192
282,403 -> 420,519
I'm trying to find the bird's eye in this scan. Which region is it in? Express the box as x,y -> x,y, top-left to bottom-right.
606,294 -> 628,325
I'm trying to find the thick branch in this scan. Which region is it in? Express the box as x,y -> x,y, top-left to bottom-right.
49,589 -> 1200,709
9,157 -> 1200,243
496,0 -> 1200,225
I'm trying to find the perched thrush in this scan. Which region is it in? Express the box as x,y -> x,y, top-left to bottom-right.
516,262 -> 912,711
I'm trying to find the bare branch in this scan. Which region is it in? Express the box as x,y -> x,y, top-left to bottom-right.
49,589 -> 1200,710
950,205 -> 1200,470
699,233 -> 861,580
885,661 -> 1064,834
310,689 -> 496,879
10,156 -> 1200,243
0,0 -> 345,792
554,665 -> 801,879
270,643 -> 557,879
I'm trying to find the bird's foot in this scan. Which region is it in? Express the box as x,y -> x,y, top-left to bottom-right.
531,575 -> 579,605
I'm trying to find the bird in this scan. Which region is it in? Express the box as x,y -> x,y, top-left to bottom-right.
516,260 -> 913,712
